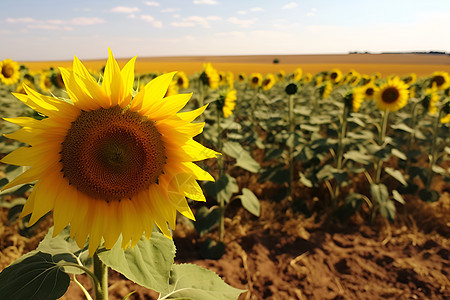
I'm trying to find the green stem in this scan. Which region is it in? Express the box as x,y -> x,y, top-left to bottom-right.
405,101 -> 421,174
216,108 -> 225,242
332,105 -> 349,207
93,252 -> 108,300
426,108 -> 443,189
375,110 -> 389,185
288,94 -> 295,200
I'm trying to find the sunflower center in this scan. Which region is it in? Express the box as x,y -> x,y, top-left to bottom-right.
431,75 -> 445,87
251,77 -> 259,84
381,87 -> 400,103
365,87 -> 374,96
330,72 -> 338,80
177,77 -> 184,86
263,79 -> 270,86
60,106 -> 166,201
1,65 -> 14,78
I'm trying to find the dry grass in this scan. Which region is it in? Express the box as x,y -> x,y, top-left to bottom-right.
20,54 -> 450,77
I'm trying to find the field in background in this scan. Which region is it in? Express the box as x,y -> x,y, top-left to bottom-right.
21,53 -> 450,77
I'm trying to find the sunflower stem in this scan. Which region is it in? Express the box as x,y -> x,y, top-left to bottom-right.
332,104 -> 349,208
425,107 -> 443,189
288,94 -> 295,200
216,107 -> 225,242
375,109 -> 389,185
405,100 -> 421,175
93,252 -> 108,300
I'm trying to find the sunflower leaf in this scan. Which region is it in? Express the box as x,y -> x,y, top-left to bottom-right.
98,232 -> 175,294
0,251 -> 70,300
238,188 -> 260,217
162,263 -> 246,300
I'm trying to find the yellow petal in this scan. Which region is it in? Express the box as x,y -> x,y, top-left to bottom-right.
103,48 -> 124,107
139,72 -> 177,115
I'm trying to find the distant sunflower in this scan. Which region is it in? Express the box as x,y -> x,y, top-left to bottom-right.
327,68 -> 343,84
429,71 -> 449,90
441,102 -> 450,123
303,73 -> 312,83
165,80 -> 179,97
200,63 -> 219,90
362,83 -> 377,100
50,70 -> 65,89
293,68 -> 303,82
249,73 -> 262,89
344,87 -> 364,112
262,74 -> 276,91
15,79 -> 34,94
402,73 -> 416,85
0,59 -> 20,85
421,87 -> 439,115
220,89 -> 237,118
374,77 -> 409,112
277,70 -> 285,81
39,71 -> 53,92
238,73 -> 246,82
2,49 -> 218,255
225,71 -> 234,89
318,81 -> 333,99
175,71 -> 189,89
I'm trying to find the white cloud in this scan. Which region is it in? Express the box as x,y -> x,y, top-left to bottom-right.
128,14 -> 137,19
144,1 -> 160,6
171,15 -> 220,28
193,0 -> 218,5
250,7 -> 264,12
70,17 -> 104,25
307,8 -> 317,17
161,8 -> 181,13
140,15 -> 163,28
237,10 -> 247,15
109,6 -> 140,13
27,24 -> 73,31
173,14 -> 181,19
5,17 -> 35,23
281,2 -> 298,10
227,17 -> 257,28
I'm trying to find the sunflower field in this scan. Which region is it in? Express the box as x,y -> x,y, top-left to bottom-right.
0,54 -> 449,299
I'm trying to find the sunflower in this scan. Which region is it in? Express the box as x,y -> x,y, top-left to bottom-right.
303,73 -> 312,83
362,82 -> 377,100
262,73 -> 276,91
39,71 -> 53,92
225,71 -> 234,89
220,89 -> 237,118
165,80 -> 179,97
293,68 -> 303,82
421,87 -> 439,115
374,77 -> 409,112
249,73 -> 262,89
344,87 -> 364,112
50,70 -> 65,89
15,78 -> 34,94
317,81 -> 333,99
0,59 -> 21,85
200,63 -> 219,90
174,71 -> 189,89
238,73 -> 246,82
402,73 -> 416,85
1,49 -> 218,255
429,71 -> 449,91
327,68 -> 343,84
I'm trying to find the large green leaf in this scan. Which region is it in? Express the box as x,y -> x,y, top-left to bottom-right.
343,150 -> 372,165
162,263 -> 245,299
370,183 -> 389,205
0,251 -> 70,300
204,174 -> 239,204
193,206 -> 221,237
98,232 -> 175,294
384,167 -> 407,186
222,141 -> 260,173
238,188 -> 260,217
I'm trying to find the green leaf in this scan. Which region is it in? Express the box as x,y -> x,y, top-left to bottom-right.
204,174 -> 239,204
391,123 -> 414,133
0,251 -> 70,300
238,188 -> 260,217
222,141 -> 260,173
98,232 -> 175,294
379,198 -> 396,221
391,148 -> 407,161
343,150 -> 372,165
222,141 -> 243,160
392,190 -> 405,204
370,183 -> 389,205
298,172 -> 313,188
193,206 -> 221,237
163,263 -> 245,300
384,167 -> 407,186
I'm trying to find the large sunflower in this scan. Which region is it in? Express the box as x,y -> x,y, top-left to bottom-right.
1,49 -> 218,255
0,59 -> 21,85
374,77 -> 409,112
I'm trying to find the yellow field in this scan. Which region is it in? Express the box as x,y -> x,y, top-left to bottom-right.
20,53 -> 450,77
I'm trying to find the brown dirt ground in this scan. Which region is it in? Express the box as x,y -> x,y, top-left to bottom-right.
1,176 -> 449,300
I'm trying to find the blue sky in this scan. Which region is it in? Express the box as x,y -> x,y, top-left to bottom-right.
1,0 -> 449,61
